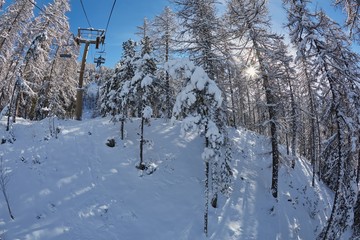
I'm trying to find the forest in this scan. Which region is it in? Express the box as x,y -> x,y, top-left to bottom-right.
1,0 -> 360,239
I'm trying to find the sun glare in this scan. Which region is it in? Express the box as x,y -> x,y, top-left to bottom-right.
244,66 -> 258,79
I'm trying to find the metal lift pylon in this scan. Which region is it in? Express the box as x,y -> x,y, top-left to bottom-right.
74,28 -> 105,120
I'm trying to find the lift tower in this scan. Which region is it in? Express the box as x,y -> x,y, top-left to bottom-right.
74,28 -> 105,120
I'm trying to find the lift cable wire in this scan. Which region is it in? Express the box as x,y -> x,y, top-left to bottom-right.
80,0 -> 92,27
105,0 -> 117,33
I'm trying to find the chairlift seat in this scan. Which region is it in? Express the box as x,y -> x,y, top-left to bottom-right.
94,56 -> 106,64
94,51 -> 106,66
60,53 -> 72,58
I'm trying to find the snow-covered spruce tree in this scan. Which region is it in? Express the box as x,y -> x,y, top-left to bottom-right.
120,36 -> 159,169
174,0 -> 241,136
151,6 -> 177,118
167,59 -> 232,236
173,0 -> 221,80
227,0 -> 281,198
101,39 -> 137,139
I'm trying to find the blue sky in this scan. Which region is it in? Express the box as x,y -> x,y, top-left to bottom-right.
2,1 -> 351,68
2,0 -> 169,67
64,0 -> 350,68
67,0 -> 169,67
67,0 -> 286,68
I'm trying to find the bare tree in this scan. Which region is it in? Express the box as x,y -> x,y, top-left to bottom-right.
151,6 -> 177,118
0,158 -> 14,220
227,0 -> 282,198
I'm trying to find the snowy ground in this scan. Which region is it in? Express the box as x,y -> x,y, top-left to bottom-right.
0,116 -> 333,239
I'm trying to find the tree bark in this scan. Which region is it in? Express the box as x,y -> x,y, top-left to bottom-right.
252,38 -> 279,199
353,194 -> 360,238
3,189 -> 14,220
137,117 -> 146,170
120,119 -> 125,140
204,160 -> 209,237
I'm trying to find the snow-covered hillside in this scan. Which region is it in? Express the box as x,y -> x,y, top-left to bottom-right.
0,117 -> 333,239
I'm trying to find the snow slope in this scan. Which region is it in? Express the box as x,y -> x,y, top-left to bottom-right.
0,117 -> 333,239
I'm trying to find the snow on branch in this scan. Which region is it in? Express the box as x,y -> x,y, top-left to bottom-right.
166,59 -> 223,118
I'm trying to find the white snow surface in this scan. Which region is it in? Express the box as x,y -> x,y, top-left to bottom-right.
141,75 -> 153,88
0,117 -> 334,239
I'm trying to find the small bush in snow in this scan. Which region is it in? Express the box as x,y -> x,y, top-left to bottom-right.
106,138 -> 116,148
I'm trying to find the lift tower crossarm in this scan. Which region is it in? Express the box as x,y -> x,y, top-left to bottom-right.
74,28 -> 105,120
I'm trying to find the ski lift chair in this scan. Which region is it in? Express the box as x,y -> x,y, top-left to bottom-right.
60,53 -> 72,58
59,41 -> 75,58
94,51 -> 106,67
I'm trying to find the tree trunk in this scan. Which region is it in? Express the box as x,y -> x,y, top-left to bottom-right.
6,80 -> 19,131
204,160 -> 209,237
137,117 -> 145,170
304,80 -> 316,186
353,194 -> 360,238
3,189 -> 14,220
268,92 -> 279,199
252,38 -> 279,199
318,112 -> 343,240
204,131 -> 210,236
357,136 -> 360,184
165,35 -> 172,119
120,119 -> 125,140
302,62 -> 318,187
287,74 -> 297,158
228,67 -> 237,128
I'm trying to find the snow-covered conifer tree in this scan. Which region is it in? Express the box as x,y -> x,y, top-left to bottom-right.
151,6 -> 177,118
283,0 -> 323,185
173,0 -> 221,80
0,0 -> 34,110
313,12 -> 360,240
284,1 -> 360,237
227,0 -> 281,198
120,36 -> 158,169
22,0 -> 75,120
100,39 -> 137,139
167,59 -> 232,236
332,0 -> 360,42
